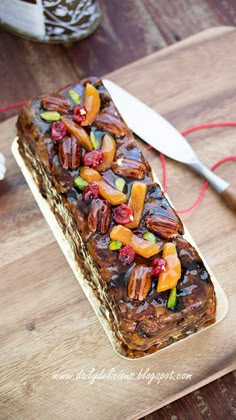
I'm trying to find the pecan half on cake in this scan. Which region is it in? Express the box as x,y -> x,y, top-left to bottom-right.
16,77 -> 216,358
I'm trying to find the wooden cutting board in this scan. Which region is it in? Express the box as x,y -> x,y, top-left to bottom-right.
0,27 -> 235,420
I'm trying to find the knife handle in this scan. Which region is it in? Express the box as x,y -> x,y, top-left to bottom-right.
188,161 -> 236,211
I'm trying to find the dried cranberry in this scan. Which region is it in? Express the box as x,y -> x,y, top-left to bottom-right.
113,204 -> 134,225
51,121 -> 67,141
119,245 -> 135,265
83,150 -> 104,168
73,105 -> 87,123
152,257 -> 166,276
83,184 -> 99,201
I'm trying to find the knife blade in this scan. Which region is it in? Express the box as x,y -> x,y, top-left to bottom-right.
103,79 -> 198,165
102,79 -> 236,211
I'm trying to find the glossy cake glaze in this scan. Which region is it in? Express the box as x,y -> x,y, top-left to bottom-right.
16,77 -> 216,358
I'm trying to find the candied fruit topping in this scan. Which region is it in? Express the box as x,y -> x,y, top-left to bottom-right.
73,105 -> 87,123
167,287 -> 177,309
152,257 -> 166,276
61,117 -> 93,151
157,243 -> 181,292
113,204 -> 134,225
83,183 -> 99,201
40,111 -> 60,121
83,150 -> 104,168
90,131 -> 99,149
80,167 -> 127,205
119,245 -> 135,265
74,176 -> 89,190
109,240 -> 122,251
81,83 -> 101,126
51,121 -> 67,141
69,89 -> 81,104
125,182 -> 147,229
143,231 -> 156,243
115,177 -> 126,192
96,134 -> 116,172
110,225 -> 160,258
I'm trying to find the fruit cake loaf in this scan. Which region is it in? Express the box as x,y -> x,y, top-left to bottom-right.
16,77 -> 216,358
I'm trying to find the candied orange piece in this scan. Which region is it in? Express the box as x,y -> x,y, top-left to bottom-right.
110,225 -> 160,258
110,225 -> 133,244
80,167 -> 127,205
157,242 -> 181,292
81,83 -> 101,126
125,182 -> 147,229
96,134 -> 116,172
98,181 -> 127,205
61,117 -> 93,151
80,166 -> 103,182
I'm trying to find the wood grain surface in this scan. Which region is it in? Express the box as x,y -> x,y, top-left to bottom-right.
0,27 -> 236,420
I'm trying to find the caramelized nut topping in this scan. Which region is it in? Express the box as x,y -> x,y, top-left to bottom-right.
128,265 -> 152,301
88,198 -> 111,234
58,136 -> 81,170
146,214 -> 183,239
95,105 -> 129,136
41,94 -> 70,114
111,158 -> 146,179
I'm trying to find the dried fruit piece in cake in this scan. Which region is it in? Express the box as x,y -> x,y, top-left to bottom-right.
51,121 -> 67,141
80,167 -> 127,205
83,150 -> 104,168
118,245 -> 136,265
96,134 -> 116,172
125,181 -> 147,228
61,117 -> 93,151
113,204 -> 134,225
156,243 -> 181,292
110,225 -> 160,258
81,83 -> 101,126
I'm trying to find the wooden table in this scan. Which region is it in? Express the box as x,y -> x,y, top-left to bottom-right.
0,1 -> 235,419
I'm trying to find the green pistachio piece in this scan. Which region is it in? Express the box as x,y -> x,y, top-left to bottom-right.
167,287 -> 177,309
143,231 -> 156,243
109,240 -> 123,251
40,111 -> 61,121
74,176 -> 89,190
115,177 -> 126,192
68,89 -> 81,104
90,131 -> 99,149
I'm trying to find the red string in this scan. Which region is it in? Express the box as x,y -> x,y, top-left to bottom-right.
181,121 -> 236,136
177,156 -> 236,214
0,101 -> 235,214
161,122 -> 236,213
0,101 -> 27,113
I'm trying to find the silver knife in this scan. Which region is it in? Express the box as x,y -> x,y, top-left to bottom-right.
103,79 -> 236,211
